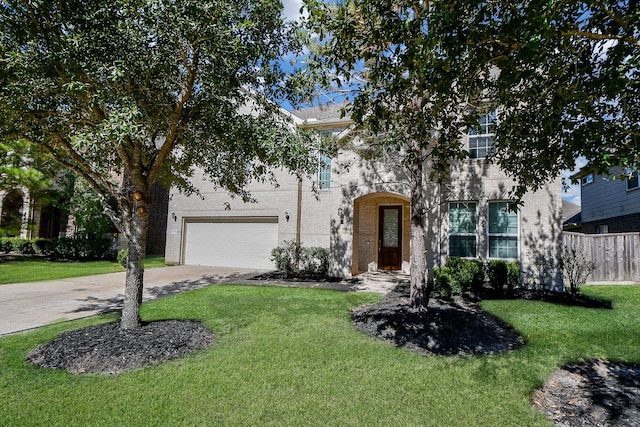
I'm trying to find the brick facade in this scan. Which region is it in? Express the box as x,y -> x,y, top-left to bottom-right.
582,212 -> 640,234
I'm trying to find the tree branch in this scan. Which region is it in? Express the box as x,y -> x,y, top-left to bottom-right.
148,44 -> 200,185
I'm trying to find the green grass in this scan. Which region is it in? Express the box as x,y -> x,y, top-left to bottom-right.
0,255 -> 166,285
1,285 -> 639,426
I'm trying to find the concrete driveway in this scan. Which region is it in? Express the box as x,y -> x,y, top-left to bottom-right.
0,265 -> 262,336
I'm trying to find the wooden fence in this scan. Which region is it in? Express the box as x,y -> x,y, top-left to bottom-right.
563,232 -> 640,283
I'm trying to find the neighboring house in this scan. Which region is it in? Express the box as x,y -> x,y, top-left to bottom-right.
573,166 -> 640,234
562,200 -> 582,231
0,187 -> 68,239
164,104 -> 563,289
0,182 -> 168,256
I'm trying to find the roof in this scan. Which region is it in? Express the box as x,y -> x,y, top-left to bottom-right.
291,103 -> 352,128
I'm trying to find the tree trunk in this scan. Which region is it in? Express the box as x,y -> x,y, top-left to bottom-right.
409,156 -> 429,311
120,192 -> 150,330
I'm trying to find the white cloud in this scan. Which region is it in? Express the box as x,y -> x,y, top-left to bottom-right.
282,0 -> 305,22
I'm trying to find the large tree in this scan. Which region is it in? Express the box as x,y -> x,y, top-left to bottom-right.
304,0 -> 638,309
0,0 -> 317,329
304,0 -> 492,309
474,0 -> 639,193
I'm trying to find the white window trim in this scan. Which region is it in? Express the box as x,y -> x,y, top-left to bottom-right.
581,174 -> 594,186
318,153 -> 332,190
468,110 -> 496,160
448,201 -> 478,258
487,201 -> 520,260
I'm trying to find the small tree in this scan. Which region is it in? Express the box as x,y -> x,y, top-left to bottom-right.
562,246 -> 597,297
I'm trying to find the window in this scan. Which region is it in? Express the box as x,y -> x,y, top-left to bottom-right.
488,201 -> 518,259
318,154 -> 331,189
581,174 -> 594,186
449,202 -> 477,257
596,225 -> 609,234
626,170 -> 638,191
468,110 -> 496,159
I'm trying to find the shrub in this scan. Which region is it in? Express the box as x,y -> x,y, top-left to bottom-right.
0,237 -> 25,253
562,246 -> 597,296
34,239 -> 55,256
486,260 -> 520,290
446,257 -> 485,294
506,262 -> 520,290
271,240 -> 300,277
17,240 -> 35,255
299,247 -> 329,275
486,260 -> 508,290
271,241 -> 329,277
53,237 -> 77,259
432,266 -> 454,298
117,249 -> 128,268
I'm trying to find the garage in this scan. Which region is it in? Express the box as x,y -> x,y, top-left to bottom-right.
183,217 -> 278,269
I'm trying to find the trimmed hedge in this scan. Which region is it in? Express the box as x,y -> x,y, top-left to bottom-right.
433,257 -> 520,298
0,236 -> 114,260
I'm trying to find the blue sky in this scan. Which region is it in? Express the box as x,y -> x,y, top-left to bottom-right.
282,0 -> 304,21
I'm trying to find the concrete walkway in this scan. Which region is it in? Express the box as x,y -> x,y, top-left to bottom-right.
0,266 -> 404,337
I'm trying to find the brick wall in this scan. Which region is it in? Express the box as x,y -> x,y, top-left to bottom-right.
582,212 -> 640,234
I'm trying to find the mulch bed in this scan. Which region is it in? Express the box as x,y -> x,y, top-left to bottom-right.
26,320 -> 214,375
351,281 -> 524,356
533,360 -> 640,427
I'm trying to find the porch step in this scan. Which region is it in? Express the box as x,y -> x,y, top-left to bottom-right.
353,271 -> 409,294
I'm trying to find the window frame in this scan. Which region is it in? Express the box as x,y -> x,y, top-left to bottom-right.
448,202 -> 478,258
468,110 -> 496,159
581,174 -> 594,186
487,201 -> 519,260
626,170 -> 639,191
318,153 -> 332,190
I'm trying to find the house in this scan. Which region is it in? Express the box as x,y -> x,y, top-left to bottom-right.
0,182 -> 168,256
164,104 -> 563,289
573,166 -> 640,234
0,187 -> 68,239
562,200 -> 582,231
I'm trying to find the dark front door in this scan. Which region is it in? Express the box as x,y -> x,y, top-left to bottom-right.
378,206 -> 402,270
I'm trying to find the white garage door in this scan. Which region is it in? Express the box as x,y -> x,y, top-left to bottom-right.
183,217 -> 278,269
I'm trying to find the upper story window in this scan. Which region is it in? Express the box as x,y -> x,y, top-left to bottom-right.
318,154 -> 332,189
581,174 -> 594,186
488,201 -> 518,259
626,170 -> 639,191
448,202 -> 477,258
468,110 -> 496,159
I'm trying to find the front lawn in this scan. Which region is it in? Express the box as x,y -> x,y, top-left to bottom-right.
0,255 -> 166,285
1,285 -> 638,426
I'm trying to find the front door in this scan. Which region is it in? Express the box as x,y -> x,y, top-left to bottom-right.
378,206 -> 402,270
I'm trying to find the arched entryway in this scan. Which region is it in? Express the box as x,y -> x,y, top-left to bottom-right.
352,192 -> 410,274
1,190 -> 25,237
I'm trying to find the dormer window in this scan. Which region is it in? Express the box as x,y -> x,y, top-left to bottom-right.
468,110 -> 496,159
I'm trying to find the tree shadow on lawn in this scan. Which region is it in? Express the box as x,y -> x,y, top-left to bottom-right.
352,281 -> 525,356
70,273 -> 253,315
351,281 -> 613,357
